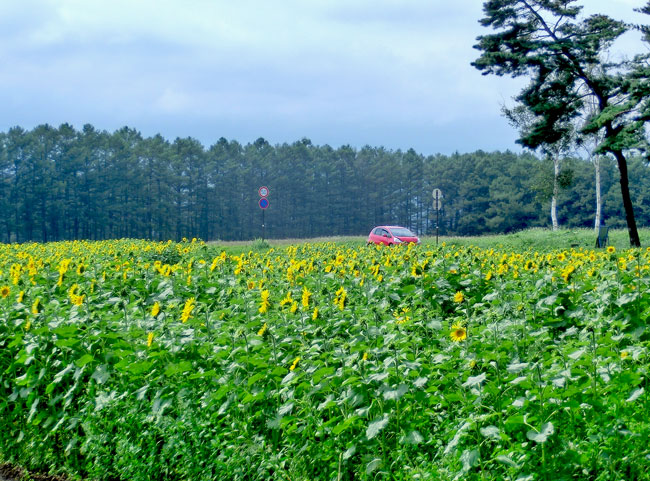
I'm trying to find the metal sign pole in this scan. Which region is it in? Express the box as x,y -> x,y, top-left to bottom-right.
432,188 -> 442,247
258,186 -> 270,241
436,190 -> 439,246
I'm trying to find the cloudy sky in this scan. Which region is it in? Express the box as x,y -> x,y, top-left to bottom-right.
0,0 -> 647,155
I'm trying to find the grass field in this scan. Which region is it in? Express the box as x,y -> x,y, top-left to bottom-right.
216,227 -> 650,252
0,230 -> 649,480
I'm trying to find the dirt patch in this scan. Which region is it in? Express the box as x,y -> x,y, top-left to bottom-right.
0,464 -> 70,481
0,464 -> 23,481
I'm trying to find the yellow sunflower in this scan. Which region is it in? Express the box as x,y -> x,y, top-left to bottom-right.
450,322 -> 467,342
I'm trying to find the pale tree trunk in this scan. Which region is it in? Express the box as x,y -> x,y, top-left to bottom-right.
551,156 -> 559,231
593,155 -> 601,231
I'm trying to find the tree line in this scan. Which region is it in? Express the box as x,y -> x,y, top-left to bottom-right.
0,123 -> 648,243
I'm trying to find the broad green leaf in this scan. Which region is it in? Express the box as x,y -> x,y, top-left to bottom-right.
626,387 -> 644,403
480,425 -> 500,440
402,430 -> 424,445
366,415 -> 389,440
496,455 -> 519,468
463,373 -> 487,387
164,361 -> 192,376
91,365 -> 110,385
616,292 -> 638,306
75,354 -> 94,368
366,458 -> 382,475
461,449 -> 480,472
527,422 -> 554,443
383,384 -> 408,401
343,445 -> 356,460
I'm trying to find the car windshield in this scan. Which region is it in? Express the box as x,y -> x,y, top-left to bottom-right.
390,228 -> 415,237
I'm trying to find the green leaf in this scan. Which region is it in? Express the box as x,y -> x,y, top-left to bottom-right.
480,425 -> 500,440
164,361 -> 192,376
505,414 -> 525,425
53,325 -> 79,338
626,387 -> 644,403
247,373 -> 265,387
402,430 -> 424,445
312,366 -> 335,383
366,458 -> 382,475
91,365 -> 110,385
383,384 -> 408,401
463,373 -> 487,387
461,449 -> 480,473
496,455 -> 520,468
616,292 -> 638,306
75,354 -> 94,368
527,422 -> 554,443
366,415 -> 389,440
342,445 -> 356,460
127,361 -> 153,375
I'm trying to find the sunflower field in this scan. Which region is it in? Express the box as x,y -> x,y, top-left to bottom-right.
0,239 -> 648,480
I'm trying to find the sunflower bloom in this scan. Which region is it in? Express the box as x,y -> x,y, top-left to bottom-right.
289,356 -> 300,371
181,297 -> 196,323
561,265 -> 575,283
301,287 -> 312,308
10,264 -> 21,285
280,291 -> 293,307
17,290 -> 24,303
147,332 -> 154,347
71,294 -> 85,306
151,301 -> 161,318
0,286 -> 10,298
31,298 -> 41,315
258,322 -> 268,336
259,290 -> 271,314
312,307 -> 319,320
334,286 -> 347,311
607,246 -> 616,254
450,322 -> 467,342
454,291 -> 464,303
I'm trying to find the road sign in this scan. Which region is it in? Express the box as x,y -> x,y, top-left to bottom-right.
258,186 -> 269,197
432,188 -> 443,211
259,198 -> 269,209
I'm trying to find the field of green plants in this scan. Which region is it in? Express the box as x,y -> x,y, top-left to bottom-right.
0,238 -> 648,480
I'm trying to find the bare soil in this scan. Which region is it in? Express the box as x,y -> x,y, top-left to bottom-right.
0,464 -> 70,481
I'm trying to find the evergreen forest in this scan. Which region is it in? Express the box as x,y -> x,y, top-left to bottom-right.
1,123 -> 648,242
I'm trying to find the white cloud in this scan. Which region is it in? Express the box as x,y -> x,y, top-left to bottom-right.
0,0 -> 646,154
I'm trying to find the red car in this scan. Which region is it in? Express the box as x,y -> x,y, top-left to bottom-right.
367,226 -> 420,246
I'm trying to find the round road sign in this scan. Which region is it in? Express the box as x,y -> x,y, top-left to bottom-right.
259,198 -> 269,209
432,188 -> 443,199
259,186 -> 270,197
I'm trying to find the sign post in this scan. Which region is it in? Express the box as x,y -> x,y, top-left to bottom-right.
432,188 -> 443,246
258,187 -> 269,240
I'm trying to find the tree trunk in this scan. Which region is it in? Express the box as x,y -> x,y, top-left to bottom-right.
593,156 -> 601,231
613,150 -> 640,247
551,157 -> 559,231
